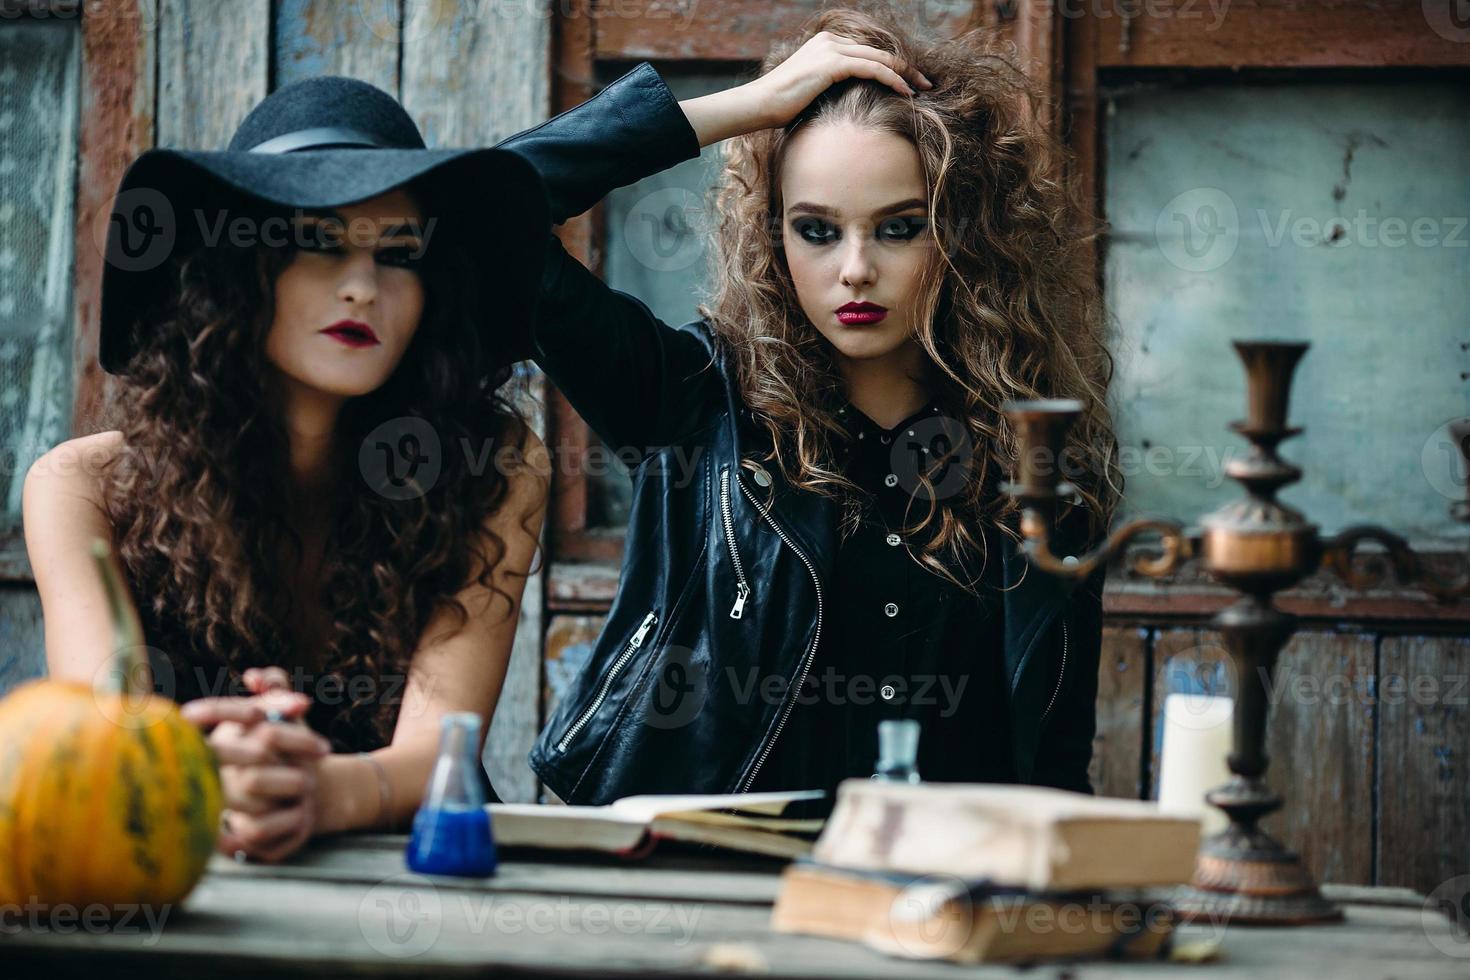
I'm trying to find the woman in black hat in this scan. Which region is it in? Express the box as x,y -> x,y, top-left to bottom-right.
22,76 -> 551,862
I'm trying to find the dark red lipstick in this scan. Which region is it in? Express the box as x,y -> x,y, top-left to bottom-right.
835,301 -> 888,326
320,319 -> 381,348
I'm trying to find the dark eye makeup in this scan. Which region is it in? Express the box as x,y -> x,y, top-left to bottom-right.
293,220 -> 425,267
789,214 -> 929,246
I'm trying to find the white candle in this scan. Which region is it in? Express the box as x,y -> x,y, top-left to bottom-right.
1157,692 -> 1234,836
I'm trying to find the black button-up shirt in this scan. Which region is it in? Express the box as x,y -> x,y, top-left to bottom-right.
751,400 -> 1014,800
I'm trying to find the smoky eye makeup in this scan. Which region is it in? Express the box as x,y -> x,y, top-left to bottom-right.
290,218 -> 425,266
788,213 -> 930,246
791,216 -> 839,245
878,215 -> 929,242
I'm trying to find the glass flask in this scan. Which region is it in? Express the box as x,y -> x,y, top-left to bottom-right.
406,711 -> 498,876
871,718 -> 922,783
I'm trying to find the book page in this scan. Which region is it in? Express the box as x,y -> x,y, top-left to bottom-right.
488,803 -> 644,825
609,789 -> 826,824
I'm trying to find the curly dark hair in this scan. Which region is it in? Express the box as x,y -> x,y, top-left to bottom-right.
96,185 -> 545,751
703,3 -> 1122,592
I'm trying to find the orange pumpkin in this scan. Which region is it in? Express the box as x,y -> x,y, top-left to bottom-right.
0,540 -> 222,910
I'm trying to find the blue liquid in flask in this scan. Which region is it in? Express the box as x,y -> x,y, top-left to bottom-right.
406,712 -> 497,876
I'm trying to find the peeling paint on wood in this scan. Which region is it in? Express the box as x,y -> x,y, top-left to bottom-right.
74,0 -> 156,434
157,0 -> 269,149
1094,0 -> 1470,69
1377,634 -> 1469,895
1091,625 -> 1147,799
594,0 -> 977,62
273,0 -> 398,92
544,612 -> 606,728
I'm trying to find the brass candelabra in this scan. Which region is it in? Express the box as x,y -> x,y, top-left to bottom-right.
1002,340 -> 1470,926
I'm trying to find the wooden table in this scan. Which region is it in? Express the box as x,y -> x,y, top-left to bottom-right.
6,835 -> 1466,978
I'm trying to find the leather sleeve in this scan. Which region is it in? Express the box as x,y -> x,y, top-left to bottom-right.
496,62 -> 702,226
492,62 -> 725,457
1031,502 -> 1109,795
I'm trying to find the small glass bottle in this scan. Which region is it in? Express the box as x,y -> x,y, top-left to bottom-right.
871,718 -> 922,783
406,711 -> 497,876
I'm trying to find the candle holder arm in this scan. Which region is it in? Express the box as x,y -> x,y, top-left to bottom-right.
1320,524 -> 1470,602
1018,509 -> 1199,580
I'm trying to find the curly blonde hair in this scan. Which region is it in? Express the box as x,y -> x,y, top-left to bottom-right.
700,3 -> 1121,592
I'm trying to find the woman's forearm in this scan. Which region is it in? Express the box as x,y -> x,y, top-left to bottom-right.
678,86 -> 774,148
315,743 -> 435,835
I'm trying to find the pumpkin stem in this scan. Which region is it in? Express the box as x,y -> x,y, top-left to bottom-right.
91,538 -> 149,698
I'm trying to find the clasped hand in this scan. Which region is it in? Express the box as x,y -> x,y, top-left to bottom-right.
180,667 -> 332,864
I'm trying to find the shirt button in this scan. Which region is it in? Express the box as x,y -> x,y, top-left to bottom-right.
880,684 -> 896,701
885,533 -> 901,546
884,602 -> 899,617
880,434 -> 891,445
884,474 -> 898,488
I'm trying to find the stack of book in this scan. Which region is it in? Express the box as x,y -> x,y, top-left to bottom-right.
771,781 -> 1202,965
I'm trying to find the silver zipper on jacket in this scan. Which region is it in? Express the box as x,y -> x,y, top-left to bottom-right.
1041,618 -> 1069,722
720,466 -> 751,619
556,609 -> 658,752
734,470 -> 824,793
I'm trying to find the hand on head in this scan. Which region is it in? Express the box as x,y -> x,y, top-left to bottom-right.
753,30 -> 933,129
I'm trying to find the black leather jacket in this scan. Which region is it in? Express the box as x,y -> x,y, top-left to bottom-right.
496,63 -> 1107,805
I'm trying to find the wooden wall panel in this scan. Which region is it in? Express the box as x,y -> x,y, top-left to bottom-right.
74,0 -> 156,435
1094,0 -> 1470,68
157,0 -> 270,149
544,612 -> 607,726
541,611 -> 607,803
1377,635 -> 1470,894
401,0 -> 551,147
1090,624 -> 1148,799
273,0 -> 399,92
1261,630 -> 1376,886
593,0 -> 977,62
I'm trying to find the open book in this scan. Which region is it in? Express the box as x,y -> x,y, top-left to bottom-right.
813,780 -> 1201,890
487,790 -> 827,859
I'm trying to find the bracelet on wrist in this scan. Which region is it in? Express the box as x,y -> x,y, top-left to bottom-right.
357,751 -> 393,832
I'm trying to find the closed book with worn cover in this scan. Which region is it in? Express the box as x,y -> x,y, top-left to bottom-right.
813,780 -> 1201,890
772,858 -> 1176,965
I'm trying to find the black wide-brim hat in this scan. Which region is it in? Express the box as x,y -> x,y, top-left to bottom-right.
100,74 -> 549,375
